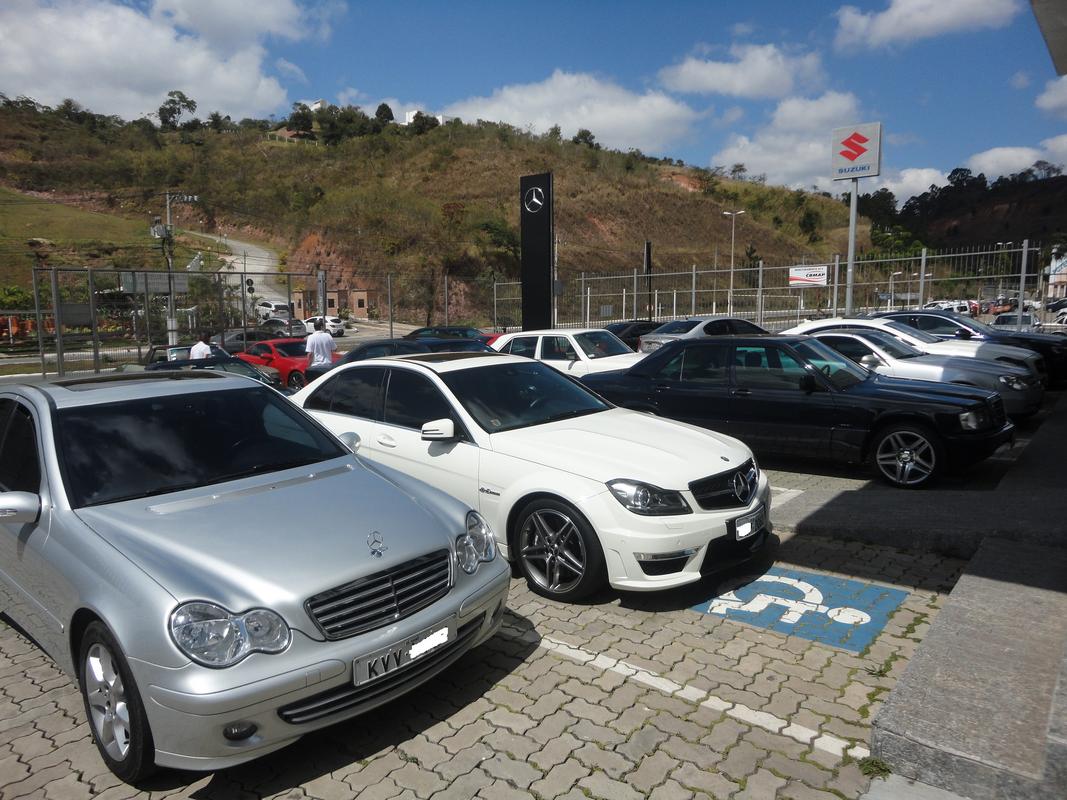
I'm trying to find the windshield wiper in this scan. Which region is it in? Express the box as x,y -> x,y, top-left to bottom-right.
212,459 -> 319,484
540,408 -> 601,424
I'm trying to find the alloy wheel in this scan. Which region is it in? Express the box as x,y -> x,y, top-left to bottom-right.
84,643 -> 131,762
518,508 -> 587,595
875,430 -> 936,487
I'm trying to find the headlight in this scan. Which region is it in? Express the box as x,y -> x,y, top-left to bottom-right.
607,479 -> 692,515
170,602 -> 290,667
456,510 -> 496,574
958,409 -> 990,431
998,375 -> 1026,391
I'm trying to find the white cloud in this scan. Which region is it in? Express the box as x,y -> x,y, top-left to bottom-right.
967,146 -> 1043,177
731,22 -> 755,37
1042,134 -> 1067,165
1010,70 -> 1030,90
711,91 -> 861,188
876,168 -> 947,203
0,0 -> 342,119
276,58 -> 308,84
443,70 -> 701,153
659,44 -> 822,99
834,0 -> 1022,50
887,131 -> 920,146
715,106 -> 745,127
335,88 -> 423,120
1036,75 -> 1067,118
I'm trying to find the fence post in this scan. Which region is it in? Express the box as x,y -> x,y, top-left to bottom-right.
580,272 -> 586,325
1018,240 -> 1029,326
622,287 -> 627,319
653,289 -> 659,320
757,260 -> 764,326
87,269 -> 101,373
50,267 -> 65,377
672,289 -> 677,318
144,280 -> 152,345
832,255 -> 840,317
633,269 -> 638,314
585,286 -> 591,326
387,273 -> 394,338
286,274 -> 293,327
32,269 -> 46,378
444,273 -> 449,326
918,248 -> 927,307
493,282 -> 498,330
692,264 -> 697,315
131,272 -> 142,363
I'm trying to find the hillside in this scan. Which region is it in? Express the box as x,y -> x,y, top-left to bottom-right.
0,96 -> 864,320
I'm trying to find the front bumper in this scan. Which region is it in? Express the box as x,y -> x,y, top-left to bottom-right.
943,421 -> 1015,464
137,565 -> 510,772
587,476 -> 772,592
1000,383 -> 1044,417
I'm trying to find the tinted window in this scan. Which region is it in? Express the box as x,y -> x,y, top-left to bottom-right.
247,344 -> 270,357
541,336 -> 578,361
734,345 -> 807,389
656,352 -> 685,381
886,321 -> 939,343
913,316 -> 962,335
654,320 -> 700,334
702,320 -> 731,335
730,319 -> 767,334
384,370 -> 455,430
506,336 -> 538,358
820,336 -> 874,362
0,403 -> 40,493
680,344 -> 730,385
275,342 -> 307,357
573,331 -> 629,358
396,342 -> 429,355
322,367 -> 385,418
57,388 -> 345,508
361,344 -> 392,358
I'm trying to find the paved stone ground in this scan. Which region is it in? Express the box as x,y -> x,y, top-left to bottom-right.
0,535 -> 962,800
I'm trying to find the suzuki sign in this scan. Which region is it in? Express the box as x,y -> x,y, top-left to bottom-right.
831,122 -> 882,181
789,265 -> 829,288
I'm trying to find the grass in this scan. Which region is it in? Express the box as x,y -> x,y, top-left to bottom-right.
858,756 -> 892,779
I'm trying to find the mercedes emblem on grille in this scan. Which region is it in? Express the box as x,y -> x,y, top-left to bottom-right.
732,470 -> 753,504
367,531 -> 387,558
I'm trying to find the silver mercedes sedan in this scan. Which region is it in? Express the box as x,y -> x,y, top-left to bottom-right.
0,372 -> 507,782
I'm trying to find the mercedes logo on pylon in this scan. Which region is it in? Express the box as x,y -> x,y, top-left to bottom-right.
523,186 -> 545,213
839,131 -> 869,162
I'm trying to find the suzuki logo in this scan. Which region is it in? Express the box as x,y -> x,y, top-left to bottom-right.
367,531 -> 387,558
523,186 -> 545,213
839,131 -> 869,162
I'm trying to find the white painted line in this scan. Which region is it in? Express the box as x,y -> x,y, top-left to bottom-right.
770,487 -> 804,508
538,635 -> 859,759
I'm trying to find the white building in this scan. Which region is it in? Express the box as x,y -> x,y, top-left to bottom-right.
401,110 -> 457,126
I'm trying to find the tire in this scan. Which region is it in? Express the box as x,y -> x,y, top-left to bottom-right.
79,622 -> 156,784
871,423 -> 944,488
287,371 -> 307,389
513,498 -> 605,601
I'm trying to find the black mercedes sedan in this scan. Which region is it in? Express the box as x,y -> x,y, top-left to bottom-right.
581,335 -> 1014,488
305,338 -> 430,382
875,310 -> 1067,383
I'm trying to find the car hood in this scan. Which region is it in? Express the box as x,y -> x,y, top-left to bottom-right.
489,407 -> 752,488
908,354 -> 1029,377
74,457 -> 463,636
920,340 -> 1038,363
844,374 -> 996,406
580,352 -> 647,372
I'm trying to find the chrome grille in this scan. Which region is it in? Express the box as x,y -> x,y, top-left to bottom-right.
306,551 -> 451,640
988,396 -> 1006,428
689,460 -> 756,511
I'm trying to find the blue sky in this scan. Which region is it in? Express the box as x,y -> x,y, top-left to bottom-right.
1,0 -> 1065,201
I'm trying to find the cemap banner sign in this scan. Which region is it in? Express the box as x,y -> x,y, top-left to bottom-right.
789,265 -> 829,288
831,122 -> 882,181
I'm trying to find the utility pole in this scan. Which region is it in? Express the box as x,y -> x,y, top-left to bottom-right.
723,210 -> 745,316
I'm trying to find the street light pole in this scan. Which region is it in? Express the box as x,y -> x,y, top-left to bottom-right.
888,270 -> 903,311
723,210 -> 745,315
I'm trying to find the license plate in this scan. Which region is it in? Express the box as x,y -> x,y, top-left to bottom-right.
353,618 -> 456,686
732,504 -> 765,541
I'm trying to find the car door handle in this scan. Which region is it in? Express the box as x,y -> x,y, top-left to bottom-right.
731,388 -> 752,397
376,435 -> 397,448
654,384 -> 670,391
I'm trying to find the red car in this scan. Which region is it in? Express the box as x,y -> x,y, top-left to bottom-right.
237,338 -> 339,389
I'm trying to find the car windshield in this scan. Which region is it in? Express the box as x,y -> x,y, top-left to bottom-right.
441,361 -> 610,433
654,320 -> 700,334
994,314 -> 1031,326
791,339 -> 868,389
604,323 -> 628,334
217,360 -> 265,380
854,330 -> 921,359
573,331 -> 630,358
275,341 -> 307,357
954,316 -> 997,334
56,387 -> 345,508
885,320 -> 939,344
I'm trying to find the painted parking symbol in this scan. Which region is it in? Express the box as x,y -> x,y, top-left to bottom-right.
692,566 -> 908,653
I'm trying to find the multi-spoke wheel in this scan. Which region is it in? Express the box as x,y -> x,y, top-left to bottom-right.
79,622 -> 155,783
872,424 -> 943,488
515,499 -> 605,600
287,371 -> 307,390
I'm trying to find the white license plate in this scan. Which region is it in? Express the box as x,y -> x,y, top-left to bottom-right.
733,504 -> 765,540
353,619 -> 456,686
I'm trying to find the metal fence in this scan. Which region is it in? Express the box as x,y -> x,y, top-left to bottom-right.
494,242 -> 1046,333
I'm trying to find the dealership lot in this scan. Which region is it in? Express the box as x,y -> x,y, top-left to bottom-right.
0,529 -> 962,800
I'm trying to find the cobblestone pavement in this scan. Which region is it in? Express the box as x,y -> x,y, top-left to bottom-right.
0,535 -> 963,800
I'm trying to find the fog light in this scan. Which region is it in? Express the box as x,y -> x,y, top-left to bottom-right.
223,722 -> 258,741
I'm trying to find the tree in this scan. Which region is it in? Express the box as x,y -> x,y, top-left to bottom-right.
408,111 -> 439,135
1033,160 -> 1064,180
799,209 -> 821,243
729,163 -> 747,181
287,102 -> 313,133
571,128 -> 597,148
375,103 -> 394,124
157,90 -> 196,130
545,124 -> 562,143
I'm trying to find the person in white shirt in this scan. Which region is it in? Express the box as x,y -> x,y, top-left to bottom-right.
305,320 -> 336,369
190,332 -> 212,360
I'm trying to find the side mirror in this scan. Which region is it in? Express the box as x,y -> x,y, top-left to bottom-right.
799,374 -> 818,393
0,492 -> 41,525
955,328 -> 972,339
421,418 -> 456,441
859,354 -> 882,369
337,431 -> 361,453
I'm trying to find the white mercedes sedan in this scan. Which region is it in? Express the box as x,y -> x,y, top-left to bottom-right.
292,352 -> 771,600
491,328 -> 647,377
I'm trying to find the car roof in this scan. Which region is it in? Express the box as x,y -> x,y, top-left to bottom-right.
328,351 -> 523,374
15,372 -> 258,410
497,328 -> 608,337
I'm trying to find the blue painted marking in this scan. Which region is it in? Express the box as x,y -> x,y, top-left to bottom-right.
692,566 -> 908,653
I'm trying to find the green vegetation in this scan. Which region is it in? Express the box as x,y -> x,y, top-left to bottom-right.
858,756 -> 892,779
